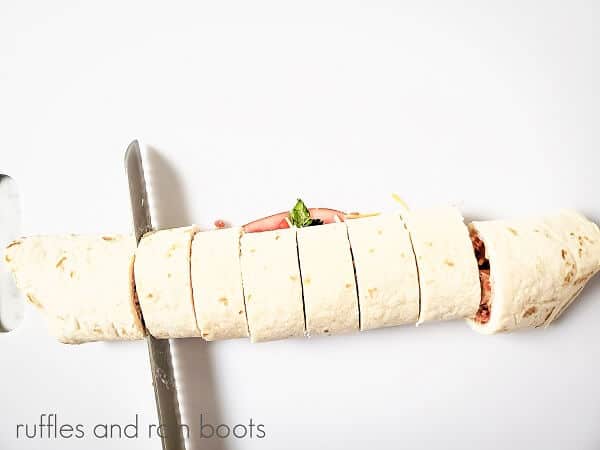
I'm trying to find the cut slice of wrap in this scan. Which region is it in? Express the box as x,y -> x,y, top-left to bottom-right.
191,227 -> 248,340
3,235 -> 145,344
469,210 -> 600,334
297,222 -> 359,336
404,207 -> 481,324
240,228 -> 305,342
346,213 -> 419,330
134,226 -> 200,338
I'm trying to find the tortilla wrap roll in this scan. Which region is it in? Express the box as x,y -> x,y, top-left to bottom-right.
404,207 -> 481,324
346,214 -> 419,330
240,228 -> 305,342
134,226 -> 201,338
191,227 -> 248,340
297,222 -> 359,336
3,235 -> 145,344
469,210 -> 600,334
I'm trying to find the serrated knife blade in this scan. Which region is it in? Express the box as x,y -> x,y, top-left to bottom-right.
124,140 -> 187,450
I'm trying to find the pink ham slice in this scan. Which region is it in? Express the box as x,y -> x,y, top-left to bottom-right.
242,208 -> 346,233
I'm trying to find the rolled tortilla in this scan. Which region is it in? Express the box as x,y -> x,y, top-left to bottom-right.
191,227 -> 248,340
404,207 -> 481,324
240,228 -> 305,342
297,222 -> 359,336
469,210 -> 600,334
134,226 -> 200,338
3,235 -> 145,344
346,214 -> 419,330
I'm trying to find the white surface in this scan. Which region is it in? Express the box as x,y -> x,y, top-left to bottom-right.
1,1 -> 599,449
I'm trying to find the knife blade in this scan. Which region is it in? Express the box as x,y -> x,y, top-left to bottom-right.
124,140 -> 187,450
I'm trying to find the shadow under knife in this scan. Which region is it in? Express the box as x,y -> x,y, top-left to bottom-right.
146,147 -> 227,450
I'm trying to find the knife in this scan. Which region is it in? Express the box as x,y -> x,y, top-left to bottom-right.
124,140 -> 187,450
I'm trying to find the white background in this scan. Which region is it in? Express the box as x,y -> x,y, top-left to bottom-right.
1,1 -> 599,449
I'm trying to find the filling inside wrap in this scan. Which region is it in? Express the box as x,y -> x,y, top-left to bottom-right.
470,230 -> 492,324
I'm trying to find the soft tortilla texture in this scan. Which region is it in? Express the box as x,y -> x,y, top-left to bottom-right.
240,228 -> 305,342
297,222 -> 359,336
134,226 -> 200,338
404,207 -> 481,324
346,213 -> 419,330
191,227 -> 248,340
3,235 -> 145,344
468,210 -> 600,334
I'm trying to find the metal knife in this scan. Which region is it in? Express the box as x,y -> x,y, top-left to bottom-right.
124,140 -> 187,450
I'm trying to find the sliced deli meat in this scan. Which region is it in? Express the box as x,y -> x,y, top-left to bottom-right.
191,227 -> 248,340
243,208 -> 345,233
346,214 -> 419,330
297,222 -> 359,336
240,228 -> 305,342
3,235 -> 145,344
134,226 -> 201,338
404,207 -> 481,324
468,210 -> 600,334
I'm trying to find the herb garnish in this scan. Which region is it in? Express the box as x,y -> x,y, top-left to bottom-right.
289,199 -> 323,228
